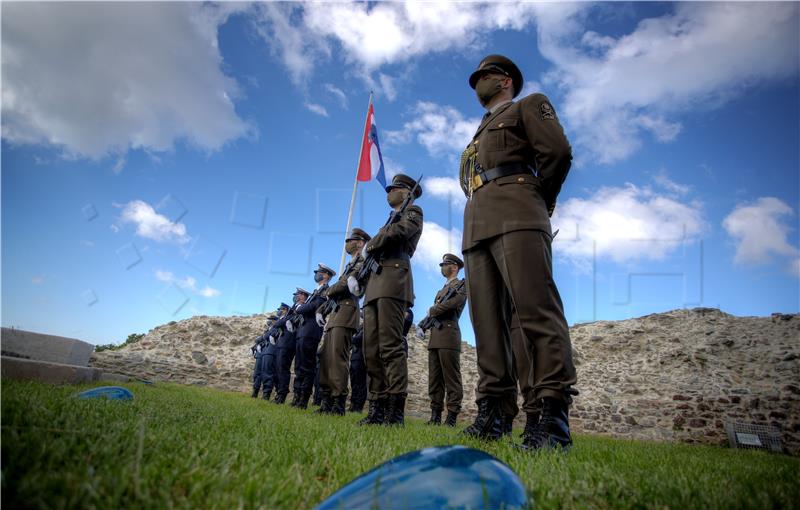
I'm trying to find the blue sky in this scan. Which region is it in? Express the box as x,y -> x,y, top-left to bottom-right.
2,2 -> 798,346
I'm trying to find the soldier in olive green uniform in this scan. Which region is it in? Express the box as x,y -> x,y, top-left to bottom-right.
459,55 -> 577,450
422,253 -> 467,427
351,174 -> 423,426
316,228 -> 371,416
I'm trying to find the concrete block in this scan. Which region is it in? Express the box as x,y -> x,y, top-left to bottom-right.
1,328 -> 94,366
1,356 -> 101,384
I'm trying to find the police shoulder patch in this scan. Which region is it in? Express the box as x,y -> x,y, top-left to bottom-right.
540,101 -> 556,120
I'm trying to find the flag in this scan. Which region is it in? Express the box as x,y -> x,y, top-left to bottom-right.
356,102 -> 387,188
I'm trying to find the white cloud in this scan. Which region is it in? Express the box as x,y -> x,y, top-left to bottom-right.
198,286 -> 221,298
1,2 -> 252,160
119,200 -> 190,244
424,176 -> 466,209
252,2 -> 539,95
722,197 -> 798,268
385,102 -> 480,158
652,170 -> 691,196
154,269 -> 220,298
111,156 -> 126,175
324,84 -> 348,109
304,102 -> 329,117
552,183 -> 705,265
414,221 -> 462,273
538,2 -> 799,164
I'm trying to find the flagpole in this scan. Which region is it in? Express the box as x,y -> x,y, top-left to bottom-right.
339,91 -> 374,276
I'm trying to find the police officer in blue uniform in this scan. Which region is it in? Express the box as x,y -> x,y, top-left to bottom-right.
273,295 -> 305,404
290,264 -> 335,409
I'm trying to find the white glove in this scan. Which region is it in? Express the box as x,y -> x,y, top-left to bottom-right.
361,245 -> 368,259
286,320 -> 294,333
348,276 -> 362,296
316,313 -> 326,328
269,335 -> 276,345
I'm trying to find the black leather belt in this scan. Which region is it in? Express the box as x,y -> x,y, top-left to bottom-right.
380,252 -> 410,262
478,162 -> 535,184
471,163 -> 536,192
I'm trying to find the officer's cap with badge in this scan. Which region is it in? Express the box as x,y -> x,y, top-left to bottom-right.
386,173 -> 423,199
267,314 -> 279,321
294,287 -> 310,296
469,54 -> 524,98
313,263 -> 336,277
439,253 -> 464,269
279,302 -> 291,310
346,227 -> 371,242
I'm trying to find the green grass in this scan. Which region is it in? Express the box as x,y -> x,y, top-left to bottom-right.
2,379 -> 798,509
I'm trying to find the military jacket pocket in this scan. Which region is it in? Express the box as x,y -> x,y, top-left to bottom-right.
485,117 -> 524,152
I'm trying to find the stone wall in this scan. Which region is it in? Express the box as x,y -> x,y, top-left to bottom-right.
90,308 -> 800,455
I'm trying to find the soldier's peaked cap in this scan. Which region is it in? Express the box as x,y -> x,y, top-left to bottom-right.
346,227 -> 371,242
279,302 -> 291,309
267,314 -> 279,320
439,253 -> 464,269
469,54 -> 523,98
385,173 -> 422,198
314,263 -> 336,276
294,287 -> 310,296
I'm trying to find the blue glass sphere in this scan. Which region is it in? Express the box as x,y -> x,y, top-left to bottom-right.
316,445 -> 528,509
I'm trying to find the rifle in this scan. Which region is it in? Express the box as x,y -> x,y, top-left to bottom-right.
250,335 -> 267,357
319,297 -> 339,318
418,279 -> 466,334
355,175 -> 423,288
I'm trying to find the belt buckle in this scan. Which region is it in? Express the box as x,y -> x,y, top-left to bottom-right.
471,173 -> 483,192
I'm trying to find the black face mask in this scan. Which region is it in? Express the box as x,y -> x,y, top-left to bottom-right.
476,76 -> 505,107
314,273 -> 325,283
440,266 -> 451,278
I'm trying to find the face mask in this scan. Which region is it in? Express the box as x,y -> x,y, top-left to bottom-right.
314,273 -> 324,283
440,266 -> 450,277
476,76 -> 505,107
387,189 -> 406,207
293,295 -> 300,304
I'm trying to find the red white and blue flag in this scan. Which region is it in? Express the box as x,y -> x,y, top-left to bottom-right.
356,102 -> 387,188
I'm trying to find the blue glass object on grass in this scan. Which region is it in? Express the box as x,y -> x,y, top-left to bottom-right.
75,386 -> 134,401
315,445 -> 528,510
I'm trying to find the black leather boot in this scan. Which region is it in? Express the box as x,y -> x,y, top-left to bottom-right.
462,397 -> 504,440
314,393 -> 333,414
289,392 -> 301,408
521,410 -> 541,442
347,401 -> 364,413
358,398 -> 387,426
384,394 -> 405,426
427,409 -> 442,425
296,391 -> 311,410
444,411 -> 459,427
331,395 -> 347,416
519,398 -> 572,451
273,393 -> 286,405
262,389 -> 272,401
251,387 -> 259,398
503,414 -> 516,436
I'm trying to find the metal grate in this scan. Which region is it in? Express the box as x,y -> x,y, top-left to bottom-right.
724,421 -> 783,453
